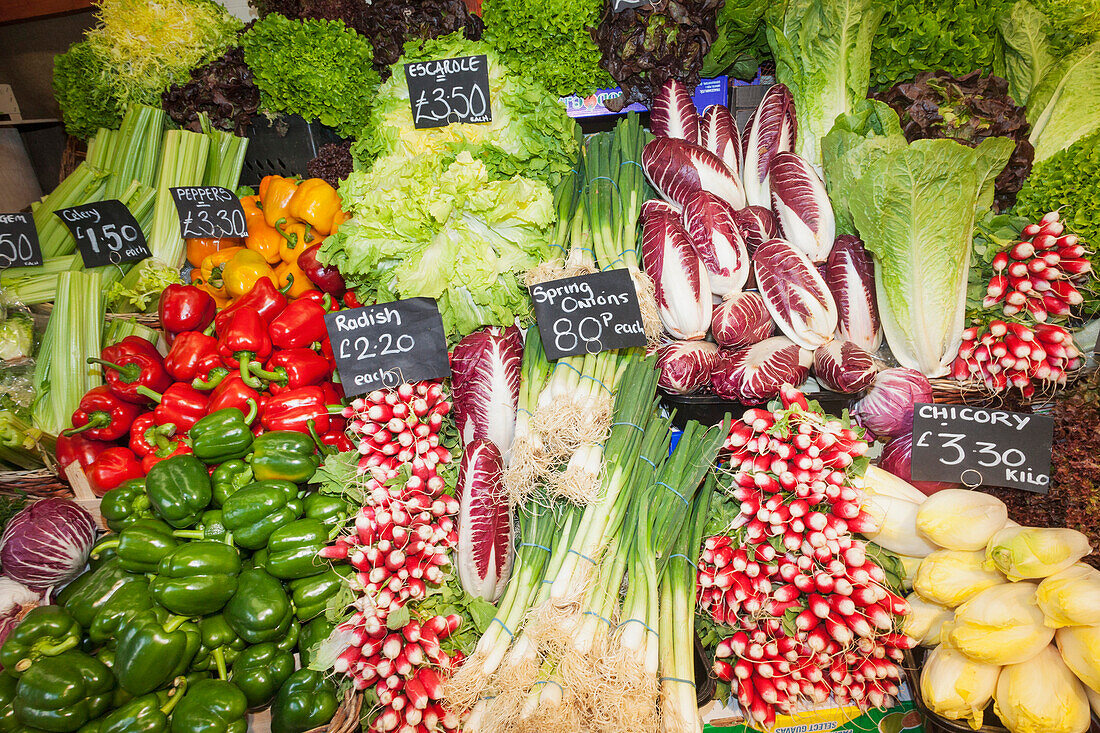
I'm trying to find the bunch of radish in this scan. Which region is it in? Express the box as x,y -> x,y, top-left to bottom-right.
981,211 -> 1091,322
323,380 -> 464,733
703,386 -> 914,729
951,321 -> 1085,398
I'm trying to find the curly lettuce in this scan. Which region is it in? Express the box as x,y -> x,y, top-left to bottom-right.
53,42 -> 123,139
352,33 -> 579,185
322,152 -> 554,338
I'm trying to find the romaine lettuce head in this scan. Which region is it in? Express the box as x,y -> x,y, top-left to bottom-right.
1027,42 -> 1100,162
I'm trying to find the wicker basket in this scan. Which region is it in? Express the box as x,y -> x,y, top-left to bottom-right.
59,136 -> 87,185
305,690 -> 361,733
0,468 -> 71,498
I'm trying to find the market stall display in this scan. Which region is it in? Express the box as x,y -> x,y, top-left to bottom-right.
1,0 -> 1100,730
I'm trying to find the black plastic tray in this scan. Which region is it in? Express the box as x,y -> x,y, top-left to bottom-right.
659,390 -> 855,429
240,114 -> 342,187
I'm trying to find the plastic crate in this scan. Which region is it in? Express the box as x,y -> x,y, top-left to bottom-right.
240,114 -> 342,187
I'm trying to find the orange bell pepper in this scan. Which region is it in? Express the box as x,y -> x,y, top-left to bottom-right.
246,219 -> 284,265
275,260 -> 318,299
288,178 -> 343,236
186,237 -> 242,268
241,194 -> 264,231
277,221 -> 321,265
261,176 -> 300,229
328,209 -> 350,236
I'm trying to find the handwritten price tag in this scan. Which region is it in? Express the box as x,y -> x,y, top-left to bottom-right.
325,298 -> 451,396
529,269 -> 646,361
910,403 -> 1054,493
170,186 -> 248,239
0,213 -> 43,269
56,200 -> 150,268
403,55 -> 492,130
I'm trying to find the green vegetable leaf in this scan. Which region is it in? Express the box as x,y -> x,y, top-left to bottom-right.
385,604 -> 411,631
1027,41 -> 1100,162
998,0 -> 1058,105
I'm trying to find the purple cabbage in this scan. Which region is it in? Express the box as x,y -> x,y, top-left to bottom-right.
851,367 -> 933,439
879,431 -> 960,496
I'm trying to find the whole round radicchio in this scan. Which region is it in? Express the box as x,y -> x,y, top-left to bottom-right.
657,341 -> 720,395
711,292 -> 774,348
730,206 -> 779,253
878,431 -> 959,496
851,367 -> 933,439
812,340 -> 880,393
0,499 -> 96,591
711,336 -> 812,404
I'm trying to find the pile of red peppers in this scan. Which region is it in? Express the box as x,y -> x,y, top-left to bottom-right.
58,279 -> 356,495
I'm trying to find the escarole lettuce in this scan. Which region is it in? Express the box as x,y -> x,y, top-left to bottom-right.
824,101 -> 1013,377
766,0 -> 887,167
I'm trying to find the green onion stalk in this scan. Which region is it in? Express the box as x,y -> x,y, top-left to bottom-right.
503,326 -> 553,504
600,421 -> 724,733
659,479 -> 713,733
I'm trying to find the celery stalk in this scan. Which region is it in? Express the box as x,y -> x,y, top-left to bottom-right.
35,163 -> 111,258
148,129 -> 210,268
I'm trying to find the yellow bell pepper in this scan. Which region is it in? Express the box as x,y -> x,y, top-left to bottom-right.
288,178 -> 343,236
199,247 -> 245,289
245,218 -> 285,265
224,249 -> 278,300
275,260 -> 318,299
190,270 -> 231,309
186,237 -> 242,269
277,221 -> 321,265
261,175 -> 300,229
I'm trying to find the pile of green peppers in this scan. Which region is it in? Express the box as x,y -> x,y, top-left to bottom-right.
0,425 -> 354,733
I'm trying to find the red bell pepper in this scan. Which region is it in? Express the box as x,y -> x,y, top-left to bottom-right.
159,284 -> 216,334
297,242 -> 346,298
321,417 -> 353,453
319,380 -> 345,404
342,292 -> 362,309
191,353 -> 230,390
65,386 -> 142,441
260,385 -> 331,433
268,297 -> 329,350
207,373 -> 263,415
250,349 -> 331,393
298,291 -> 339,312
88,336 -> 171,405
136,383 -> 210,433
55,433 -> 111,474
214,277 -> 287,333
218,308 -> 273,388
86,446 -> 144,497
164,331 -> 220,382
141,439 -> 192,474
129,413 -> 176,457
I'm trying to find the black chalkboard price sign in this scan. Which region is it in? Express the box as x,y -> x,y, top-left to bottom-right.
403,55 -> 492,130
0,213 -> 43,269
56,200 -> 151,268
529,268 -> 647,361
324,297 -> 451,396
910,402 -> 1054,493
169,186 -> 248,239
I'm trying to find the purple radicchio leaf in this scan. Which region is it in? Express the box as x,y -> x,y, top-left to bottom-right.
769,151 -> 835,263
824,234 -> 882,352
812,339 -> 881,393
681,190 -> 750,297
456,439 -> 513,602
641,211 -> 712,340
651,79 -> 700,145
752,237 -> 838,350
711,291 -> 774,348
731,205 -> 780,254
742,83 -> 797,208
710,336 -> 812,404
657,340 -> 720,394
701,104 -> 742,181
642,136 -> 746,210
450,325 -> 523,462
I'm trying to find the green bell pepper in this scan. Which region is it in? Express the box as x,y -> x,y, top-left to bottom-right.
90,520 -> 179,575
145,455 -> 213,529
220,481 -> 302,550
150,541 -> 241,617
211,461 -> 252,508
249,432 -> 319,483
58,559 -> 147,629
190,616 -> 245,679
227,642 -> 293,710
86,679 -> 186,733
86,581 -> 154,648
0,672 -> 21,733
169,680 -> 246,733
197,510 -> 230,543
270,669 -> 338,733
99,480 -> 153,533
114,607 -> 199,697
188,403 -> 257,464
262,519 -> 328,580
296,617 -> 334,669
289,566 -> 352,622
223,569 -> 292,644
14,651 -> 113,732
302,493 -> 349,530
0,607 -> 81,676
